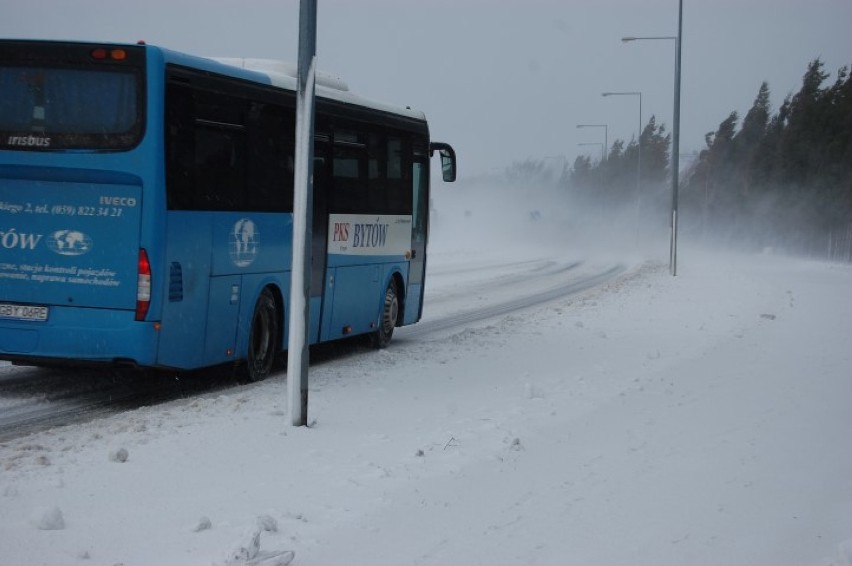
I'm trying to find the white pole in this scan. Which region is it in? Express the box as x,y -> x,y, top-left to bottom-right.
288,0 -> 317,427
636,93 -> 642,242
670,0 -> 683,276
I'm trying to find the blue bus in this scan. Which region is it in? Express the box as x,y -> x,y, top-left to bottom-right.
0,39 -> 456,380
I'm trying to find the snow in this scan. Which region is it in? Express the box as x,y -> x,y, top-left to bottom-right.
2,221 -> 852,564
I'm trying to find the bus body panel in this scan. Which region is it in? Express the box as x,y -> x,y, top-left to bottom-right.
323,212 -> 413,340
0,165 -> 150,365
156,212 -> 213,368
209,213 -> 293,277
0,306 -> 159,365
403,282 -> 423,326
209,213 -> 294,358
158,211 -> 294,369
322,260 -> 408,341
204,274 -> 242,365
0,175 -> 142,310
326,264 -> 381,340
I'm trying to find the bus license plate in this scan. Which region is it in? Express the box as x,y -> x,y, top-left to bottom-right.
0,303 -> 49,322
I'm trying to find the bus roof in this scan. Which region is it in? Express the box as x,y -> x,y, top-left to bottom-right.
155,45 -> 428,123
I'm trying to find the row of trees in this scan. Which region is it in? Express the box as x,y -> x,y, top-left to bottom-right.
566,116 -> 671,213
550,58 -> 851,257
683,59 -> 852,256
487,58 -> 851,259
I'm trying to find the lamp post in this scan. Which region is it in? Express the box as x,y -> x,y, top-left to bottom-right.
602,91 -> 642,239
288,0 -> 317,426
576,124 -> 608,162
621,0 -> 683,275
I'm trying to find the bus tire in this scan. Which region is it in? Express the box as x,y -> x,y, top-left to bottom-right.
243,288 -> 280,382
371,279 -> 399,349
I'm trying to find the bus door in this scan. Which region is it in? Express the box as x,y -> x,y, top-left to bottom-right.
404,151 -> 429,325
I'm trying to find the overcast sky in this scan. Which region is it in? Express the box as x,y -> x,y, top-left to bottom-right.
4,0 -> 851,176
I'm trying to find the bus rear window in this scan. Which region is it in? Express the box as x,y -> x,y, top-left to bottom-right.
0,66 -> 143,150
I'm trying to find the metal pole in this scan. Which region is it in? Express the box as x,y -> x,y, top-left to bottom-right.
637,93 -> 642,241
670,0 -> 683,276
288,0 -> 317,427
576,124 -> 608,161
620,34 -> 679,274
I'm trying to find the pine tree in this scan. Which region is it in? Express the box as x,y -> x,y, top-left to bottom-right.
780,59 -> 829,185
819,64 -> 852,232
705,112 -> 739,215
734,82 -> 771,194
640,115 -> 671,185
568,154 -> 594,199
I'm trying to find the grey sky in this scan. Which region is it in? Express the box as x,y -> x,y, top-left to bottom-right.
4,0 -> 851,176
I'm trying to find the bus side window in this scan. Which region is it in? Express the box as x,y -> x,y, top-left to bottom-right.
361,132 -> 410,215
247,102 -> 293,212
166,80 -> 249,211
331,129 -> 366,214
194,124 -> 246,210
386,136 -> 411,215
367,132 -> 387,212
165,82 -> 195,210
193,93 -> 247,211
412,159 -> 428,242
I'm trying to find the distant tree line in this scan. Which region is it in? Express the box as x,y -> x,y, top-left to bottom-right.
682,59 -> 852,257
566,116 -> 671,209
553,58 -> 852,258
479,59 -> 852,259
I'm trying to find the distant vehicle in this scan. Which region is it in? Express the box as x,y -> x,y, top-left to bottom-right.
0,39 -> 456,380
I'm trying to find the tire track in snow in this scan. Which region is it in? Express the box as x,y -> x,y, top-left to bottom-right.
400,263 -> 625,339
0,261 -> 624,441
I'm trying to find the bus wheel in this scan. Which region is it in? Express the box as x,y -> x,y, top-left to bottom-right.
243,288 -> 279,382
371,280 -> 399,349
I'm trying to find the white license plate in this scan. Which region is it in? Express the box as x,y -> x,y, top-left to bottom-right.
0,303 -> 49,321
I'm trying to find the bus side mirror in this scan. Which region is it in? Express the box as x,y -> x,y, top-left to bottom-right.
430,142 -> 457,182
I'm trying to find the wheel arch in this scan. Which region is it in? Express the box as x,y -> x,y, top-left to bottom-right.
264,282 -> 286,346
236,278 -> 286,360
237,282 -> 284,382
388,269 -> 406,328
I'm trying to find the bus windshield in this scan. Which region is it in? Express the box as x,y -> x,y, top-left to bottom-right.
0,65 -> 142,150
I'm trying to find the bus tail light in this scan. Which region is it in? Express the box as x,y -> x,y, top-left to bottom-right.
90,47 -> 128,61
136,249 -> 151,321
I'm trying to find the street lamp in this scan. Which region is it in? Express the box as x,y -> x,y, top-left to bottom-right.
622,36 -> 676,42
602,91 -> 642,238
621,0 -> 683,276
576,124 -> 608,161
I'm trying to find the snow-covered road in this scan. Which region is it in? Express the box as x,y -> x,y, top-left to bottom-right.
1,246 -> 850,566
0,257 -> 625,442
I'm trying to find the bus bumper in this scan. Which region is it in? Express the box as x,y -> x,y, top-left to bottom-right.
0,306 -> 160,367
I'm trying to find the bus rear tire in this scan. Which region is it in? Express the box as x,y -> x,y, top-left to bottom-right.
242,288 -> 280,382
371,280 -> 399,349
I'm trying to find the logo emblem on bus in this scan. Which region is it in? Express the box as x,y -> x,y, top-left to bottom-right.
47,230 -> 93,256
230,219 -> 259,267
